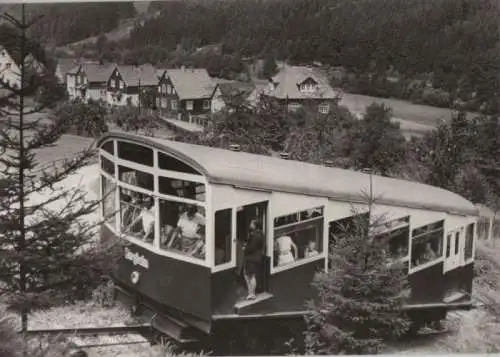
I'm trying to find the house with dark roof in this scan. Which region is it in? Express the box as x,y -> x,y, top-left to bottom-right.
67,62 -> 116,103
156,67 -> 221,126
106,64 -> 159,107
261,65 -> 340,114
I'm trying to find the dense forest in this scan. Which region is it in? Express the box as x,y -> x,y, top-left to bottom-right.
6,2 -> 138,46
126,0 -> 500,113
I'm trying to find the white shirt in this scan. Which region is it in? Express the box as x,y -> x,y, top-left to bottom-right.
275,235 -> 293,254
141,207 -> 156,232
177,212 -> 205,238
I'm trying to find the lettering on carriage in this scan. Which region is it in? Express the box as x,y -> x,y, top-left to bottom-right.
124,247 -> 149,269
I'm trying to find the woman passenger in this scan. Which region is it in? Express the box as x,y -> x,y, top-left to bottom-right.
274,234 -> 298,266
174,205 -> 206,256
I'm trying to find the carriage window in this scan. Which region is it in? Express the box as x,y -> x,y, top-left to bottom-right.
159,176 -> 205,201
454,232 -> 460,255
158,198 -> 206,261
465,223 -> 474,260
273,206 -> 324,267
158,152 -> 202,175
118,141 -> 154,167
446,234 -> 451,258
101,175 -> 116,227
329,212 -> 370,245
101,140 -> 114,154
101,156 -> 115,175
118,166 -> 154,191
411,220 -> 444,268
215,209 -> 232,265
119,187 -> 155,245
373,216 -> 409,262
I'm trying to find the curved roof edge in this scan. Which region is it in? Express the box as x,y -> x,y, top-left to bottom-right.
96,132 -> 479,218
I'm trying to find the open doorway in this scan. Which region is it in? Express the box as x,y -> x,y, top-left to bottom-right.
236,201 -> 269,293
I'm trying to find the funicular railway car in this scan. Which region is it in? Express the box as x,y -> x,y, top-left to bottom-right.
96,132 -> 478,343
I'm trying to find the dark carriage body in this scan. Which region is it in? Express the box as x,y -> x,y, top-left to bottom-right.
96,132 -> 479,342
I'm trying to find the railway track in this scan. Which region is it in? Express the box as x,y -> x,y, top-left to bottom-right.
24,324 -> 155,351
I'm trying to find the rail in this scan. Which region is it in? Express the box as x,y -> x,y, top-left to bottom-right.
22,324 -> 151,336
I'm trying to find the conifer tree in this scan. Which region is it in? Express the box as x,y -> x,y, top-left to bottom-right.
304,177 -> 411,354
0,5 -> 120,332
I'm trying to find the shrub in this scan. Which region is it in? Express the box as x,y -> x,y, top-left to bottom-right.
304,205 -> 411,355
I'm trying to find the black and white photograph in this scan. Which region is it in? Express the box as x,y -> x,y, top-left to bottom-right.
0,0 -> 499,356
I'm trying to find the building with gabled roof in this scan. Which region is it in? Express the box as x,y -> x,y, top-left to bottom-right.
67,62 -> 116,103
156,67 -> 221,126
261,65 -> 340,114
107,64 -> 159,107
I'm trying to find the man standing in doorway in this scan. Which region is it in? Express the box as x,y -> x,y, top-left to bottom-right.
243,218 -> 265,300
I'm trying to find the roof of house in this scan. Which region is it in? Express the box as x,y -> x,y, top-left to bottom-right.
217,80 -> 255,100
81,62 -> 116,83
165,68 -> 217,100
263,65 -> 338,100
116,64 -> 158,87
97,132 -> 479,217
56,58 -> 78,76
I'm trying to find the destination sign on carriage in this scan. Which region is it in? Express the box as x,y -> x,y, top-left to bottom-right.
124,247 -> 149,269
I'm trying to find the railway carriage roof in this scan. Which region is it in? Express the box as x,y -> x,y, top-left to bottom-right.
98,132 -> 478,216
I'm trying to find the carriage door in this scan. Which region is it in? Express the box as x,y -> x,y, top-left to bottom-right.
236,201 -> 269,292
444,228 -> 463,273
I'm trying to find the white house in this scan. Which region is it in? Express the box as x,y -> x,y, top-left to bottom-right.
0,45 -> 21,90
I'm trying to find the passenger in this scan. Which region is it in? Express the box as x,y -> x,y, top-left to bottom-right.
174,205 -> 206,256
304,240 -> 319,258
243,219 -> 265,300
275,235 -> 298,266
422,242 -> 437,262
125,197 -> 155,242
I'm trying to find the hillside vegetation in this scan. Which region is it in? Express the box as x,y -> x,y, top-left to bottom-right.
127,0 -> 499,113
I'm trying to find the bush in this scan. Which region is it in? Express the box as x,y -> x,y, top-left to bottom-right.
91,279 -> 116,308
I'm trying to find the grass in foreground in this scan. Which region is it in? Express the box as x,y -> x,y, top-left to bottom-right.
436,239 -> 500,353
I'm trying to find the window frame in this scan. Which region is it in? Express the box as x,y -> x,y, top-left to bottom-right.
464,222 -> 475,264
373,216 -> 410,266
409,220 -> 445,274
203,99 -> 210,110
186,100 -> 194,111
171,100 -> 177,110
318,103 -> 330,114
271,206 -> 327,275
212,207 -> 236,272
98,139 -> 212,267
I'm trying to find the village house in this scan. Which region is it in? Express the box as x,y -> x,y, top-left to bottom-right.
156,67 -> 223,126
106,64 -> 158,107
0,45 -> 22,90
260,65 -> 340,114
67,62 -> 116,103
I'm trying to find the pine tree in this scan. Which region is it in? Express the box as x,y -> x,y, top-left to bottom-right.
0,5 -> 120,332
304,182 -> 411,354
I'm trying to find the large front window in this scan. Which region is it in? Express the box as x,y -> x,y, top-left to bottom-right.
273,206 -> 324,268
411,220 -> 444,269
99,139 -> 208,264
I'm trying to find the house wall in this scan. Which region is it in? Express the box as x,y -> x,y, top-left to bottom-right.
157,75 -> 181,116
66,74 -> 78,99
211,86 -> 225,113
85,86 -> 107,103
0,49 -> 21,89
